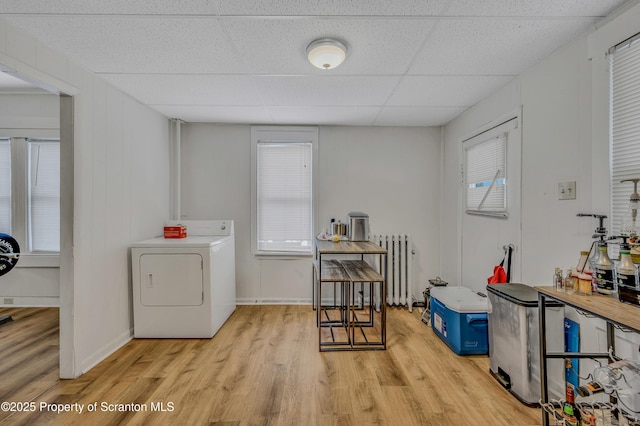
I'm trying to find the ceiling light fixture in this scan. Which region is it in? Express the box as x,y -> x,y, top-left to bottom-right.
306,38 -> 347,70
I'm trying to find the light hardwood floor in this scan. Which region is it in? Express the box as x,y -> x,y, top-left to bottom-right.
0,305 -> 541,425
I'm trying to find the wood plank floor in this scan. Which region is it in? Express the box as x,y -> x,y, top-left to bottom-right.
0,305 -> 541,425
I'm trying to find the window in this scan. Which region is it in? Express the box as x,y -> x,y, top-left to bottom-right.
28,140 -> 60,252
464,133 -> 508,217
251,126 -> 318,255
0,137 -> 60,254
0,139 -> 10,233
610,32 -> 640,237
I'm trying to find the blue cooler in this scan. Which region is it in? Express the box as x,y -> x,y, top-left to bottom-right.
430,286 -> 489,355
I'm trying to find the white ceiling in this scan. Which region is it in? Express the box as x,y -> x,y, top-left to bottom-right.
0,0 -> 631,126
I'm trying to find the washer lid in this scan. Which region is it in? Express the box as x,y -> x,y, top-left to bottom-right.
131,235 -> 231,248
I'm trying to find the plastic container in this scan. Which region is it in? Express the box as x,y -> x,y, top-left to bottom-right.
578,272 -> 593,295
430,287 -> 488,355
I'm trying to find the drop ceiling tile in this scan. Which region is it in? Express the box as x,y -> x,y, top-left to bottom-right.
213,0 -> 450,16
0,0 -> 626,17
0,1 -> 220,15
254,75 -> 399,106
4,16 -> 246,73
221,17 -> 436,75
151,105 -> 273,123
387,75 -> 515,107
375,106 -> 466,126
267,106 -> 381,126
443,0 -> 627,17
101,74 -> 264,106
409,18 -> 595,75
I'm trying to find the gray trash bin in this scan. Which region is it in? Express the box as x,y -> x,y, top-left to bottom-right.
487,283 -> 564,406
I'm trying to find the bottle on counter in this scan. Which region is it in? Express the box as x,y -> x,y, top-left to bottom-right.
564,268 -> 576,294
616,236 -> 638,289
577,250 -> 590,273
554,268 -> 564,291
590,240 -> 616,295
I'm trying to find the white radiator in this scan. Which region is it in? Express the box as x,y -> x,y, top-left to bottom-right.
371,234 -> 413,312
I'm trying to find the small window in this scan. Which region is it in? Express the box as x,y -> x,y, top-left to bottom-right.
251,126 -> 317,256
28,139 -> 60,252
0,138 -> 10,233
464,134 -> 507,217
609,32 -> 640,236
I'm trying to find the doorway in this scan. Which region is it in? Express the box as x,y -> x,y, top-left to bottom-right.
0,68 -> 74,378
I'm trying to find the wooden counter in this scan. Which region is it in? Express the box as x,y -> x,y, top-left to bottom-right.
315,239 -> 388,255
535,286 -> 640,333
535,286 -> 640,425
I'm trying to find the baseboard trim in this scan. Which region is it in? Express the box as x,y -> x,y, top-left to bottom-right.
0,296 -> 60,307
79,328 -> 133,376
237,298 -> 312,305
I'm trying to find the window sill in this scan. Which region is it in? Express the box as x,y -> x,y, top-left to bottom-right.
15,253 -> 60,268
253,251 -> 313,259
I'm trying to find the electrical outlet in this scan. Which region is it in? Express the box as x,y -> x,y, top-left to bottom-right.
558,181 -> 577,200
3,298 -> 14,304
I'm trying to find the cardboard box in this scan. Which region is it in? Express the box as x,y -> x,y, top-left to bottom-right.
164,226 -> 187,238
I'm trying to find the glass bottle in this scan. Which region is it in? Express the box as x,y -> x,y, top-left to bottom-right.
577,250 -> 590,273
564,268 -> 575,294
554,268 -> 564,291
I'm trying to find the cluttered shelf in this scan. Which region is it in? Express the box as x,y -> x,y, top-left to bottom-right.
540,400 -> 619,426
534,286 -> 640,333
536,286 -> 640,426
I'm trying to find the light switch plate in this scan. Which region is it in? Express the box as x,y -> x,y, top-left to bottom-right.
558,181 -> 576,200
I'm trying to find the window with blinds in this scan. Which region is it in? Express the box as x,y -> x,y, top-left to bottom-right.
0,139 -> 10,233
251,126 -> 317,256
28,140 -> 60,252
464,134 -> 507,217
610,32 -> 640,237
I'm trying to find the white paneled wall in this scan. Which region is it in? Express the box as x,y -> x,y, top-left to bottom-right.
442,0 -> 640,380
0,18 -> 170,378
181,124 -> 441,304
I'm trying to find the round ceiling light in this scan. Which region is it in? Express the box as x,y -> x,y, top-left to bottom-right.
306,38 -> 347,70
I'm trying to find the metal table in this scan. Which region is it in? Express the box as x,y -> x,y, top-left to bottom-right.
314,239 -> 387,351
536,286 -> 640,425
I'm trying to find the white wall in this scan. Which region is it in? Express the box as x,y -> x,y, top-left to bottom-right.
443,1 -> 640,289
0,18 -> 171,377
0,93 -> 60,306
442,0 -> 640,374
181,124 -> 441,303
443,38 -> 594,291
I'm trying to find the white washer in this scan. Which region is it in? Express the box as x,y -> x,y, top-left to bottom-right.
130,220 -> 236,338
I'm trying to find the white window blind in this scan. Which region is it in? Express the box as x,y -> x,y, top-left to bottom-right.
464,134 -> 507,216
256,141 -> 313,254
610,33 -> 640,237
28,139 -> 60,252
0,139 -> 10,233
